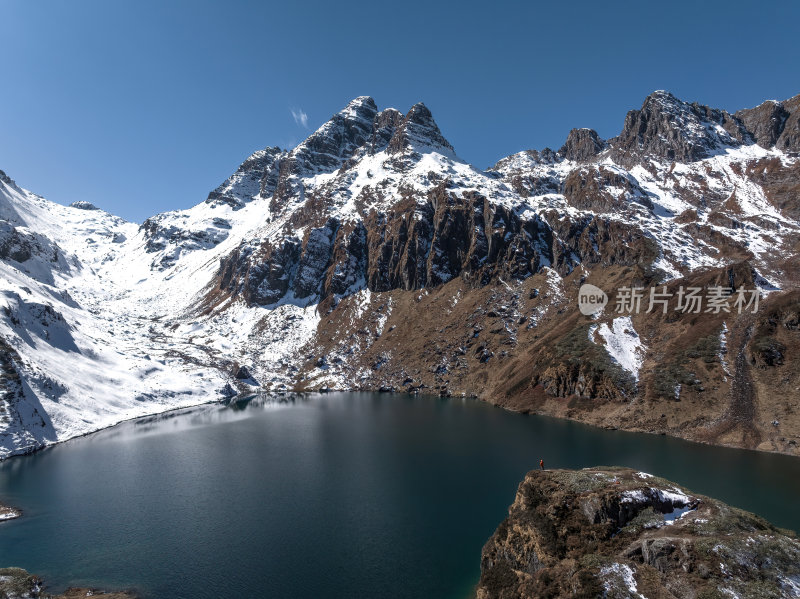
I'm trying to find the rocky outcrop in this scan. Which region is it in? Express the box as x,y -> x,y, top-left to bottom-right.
478,467 -> 800,599
610,90 -> 750,166
205,146 -> 284,209
323,221 -> 368,297
0,501 -> 21,521
0,170 -> 21,193
735,100 -> 791,149
216,236 -> 301,305
0,335 -> 52,457
293,219 -> 339,298
140,214 -> 230,269
777,94 -> 800,152
386,102 -> 454,156
68,201 -> 99,210
0,221 -> 58,265
745,156 -> 800,220
0,221 -> 69,285
559,128 -> 606,162
735,93 -> 800,152
214,186 -> 555,305
546,212 -> 660,269
561,166 -> 653,213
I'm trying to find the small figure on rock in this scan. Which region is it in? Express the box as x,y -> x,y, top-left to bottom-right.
539,459 -> 545,471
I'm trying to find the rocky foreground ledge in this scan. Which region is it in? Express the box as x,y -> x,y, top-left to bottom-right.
478,467 -> 800,599
0,567 -> 135,599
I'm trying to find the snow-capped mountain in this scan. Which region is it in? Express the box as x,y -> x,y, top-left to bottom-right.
2,90 -> 799,459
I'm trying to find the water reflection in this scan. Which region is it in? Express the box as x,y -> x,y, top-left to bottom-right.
225,391 -> 310,411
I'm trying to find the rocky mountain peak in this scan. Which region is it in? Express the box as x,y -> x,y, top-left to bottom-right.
406,102 -> 436,124
387,102 -> 454,156
289,98 -> 378,173
340,95 -> 379,122
642,88 -> 681,108
558,128 -> 606,162
610,90 -> 749,166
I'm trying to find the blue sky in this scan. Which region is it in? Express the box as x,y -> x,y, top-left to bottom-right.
2,0 -> 799,222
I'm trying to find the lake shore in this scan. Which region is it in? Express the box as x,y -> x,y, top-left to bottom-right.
5,384 -> 800,467
0,567 -> 136,599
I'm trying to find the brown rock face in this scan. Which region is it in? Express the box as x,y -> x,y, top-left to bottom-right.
559,128 -> 606,162
386,102 -> 454,156
477,468 -> 800,599
735,94 -> 800,152
215,186 -> 555,304
744,156 -> 800,222
216,237 -> 301,305
777,94 -> 800,152
735,100 -> 790,149
561,166 -> 653,213
610,91 -> 749,166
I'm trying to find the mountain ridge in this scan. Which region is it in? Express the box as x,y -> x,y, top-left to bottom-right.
1,89 -> 799,459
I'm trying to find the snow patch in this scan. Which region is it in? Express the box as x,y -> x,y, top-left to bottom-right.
599,563 -> 645,598
589,316 -> 646,381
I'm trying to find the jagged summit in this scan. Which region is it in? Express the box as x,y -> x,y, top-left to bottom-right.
200,97 -> 458,218
288,97 -> 379,174
609,89 -> 750,165
558,127 -> 606,162
339,95 -> 378,120
387,102 -> 454,156
498,90 -> 800,169
294,97 -> 454,165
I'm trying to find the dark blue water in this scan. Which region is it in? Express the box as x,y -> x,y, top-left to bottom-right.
1,393 -> 799,598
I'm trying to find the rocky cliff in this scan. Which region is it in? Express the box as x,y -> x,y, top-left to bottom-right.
478,467 -> 800,599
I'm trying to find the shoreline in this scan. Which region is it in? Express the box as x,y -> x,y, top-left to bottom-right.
500,402 -> 800,459
0,567 -> 137,599
3,387 -> 800,464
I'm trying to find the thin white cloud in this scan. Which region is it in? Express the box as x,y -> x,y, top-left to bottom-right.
291,108 -> 309,128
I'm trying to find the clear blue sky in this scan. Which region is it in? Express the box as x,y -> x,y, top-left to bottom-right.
2,0 -> 799,222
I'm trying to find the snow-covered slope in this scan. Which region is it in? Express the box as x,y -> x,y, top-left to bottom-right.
2,90 -> 800,459
0,171 -> 237,457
